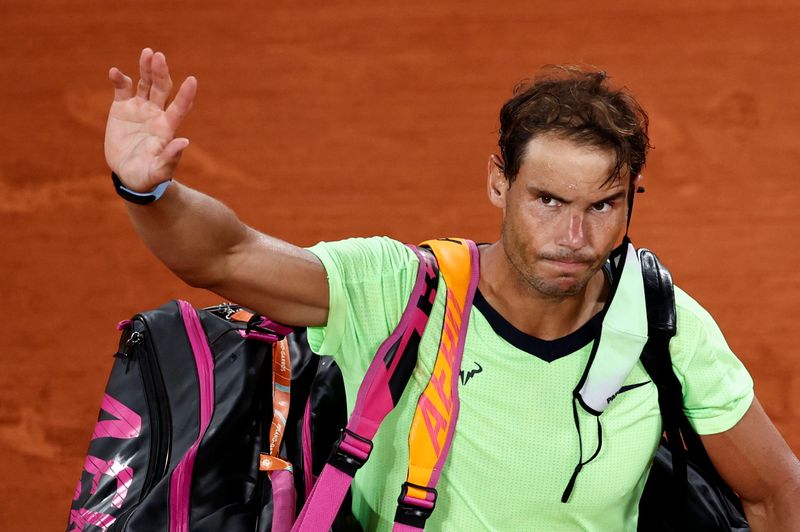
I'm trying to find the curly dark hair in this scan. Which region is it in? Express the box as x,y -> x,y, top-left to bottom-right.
497,65 -> 651,185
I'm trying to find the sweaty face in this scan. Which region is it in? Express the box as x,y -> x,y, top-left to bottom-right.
492,134 -> 631,298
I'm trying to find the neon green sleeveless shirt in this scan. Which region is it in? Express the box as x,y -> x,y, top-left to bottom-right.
306,236 -> 753,531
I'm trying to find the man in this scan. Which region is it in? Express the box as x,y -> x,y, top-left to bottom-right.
105,48 -> 799,530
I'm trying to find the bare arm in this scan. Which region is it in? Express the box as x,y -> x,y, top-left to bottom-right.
106,49 -> 328,326
701,398 -> 800,531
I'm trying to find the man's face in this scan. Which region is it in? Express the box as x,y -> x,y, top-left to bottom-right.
488,134 -> 631,298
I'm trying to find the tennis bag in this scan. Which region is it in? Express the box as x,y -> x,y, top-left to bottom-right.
66,301 -> 358,532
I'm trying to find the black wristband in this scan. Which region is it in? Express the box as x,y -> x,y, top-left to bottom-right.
111,172 -> 172,205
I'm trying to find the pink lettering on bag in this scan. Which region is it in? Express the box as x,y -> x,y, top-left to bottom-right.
71,393 -> 141,529
67,508 -> 116,531
92,394 -> 142,440
79,455 -> 134,508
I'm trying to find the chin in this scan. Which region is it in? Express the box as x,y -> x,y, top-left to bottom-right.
528,276 -> 588,298
542,284 -> 584,298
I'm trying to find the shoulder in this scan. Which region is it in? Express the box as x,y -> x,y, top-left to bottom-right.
670,284 -> 732,370
673,284 -> 720,337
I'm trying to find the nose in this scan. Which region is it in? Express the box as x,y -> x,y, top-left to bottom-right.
555,209 -> 587,250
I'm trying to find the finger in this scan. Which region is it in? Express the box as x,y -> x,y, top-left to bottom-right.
108,67 -> 133,101
136,48 -> 154,100
165,76 -> 197,130
149,51 -> 173,109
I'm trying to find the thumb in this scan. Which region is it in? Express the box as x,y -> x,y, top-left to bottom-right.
150,137 -> 190,182
162,137 -> 190,161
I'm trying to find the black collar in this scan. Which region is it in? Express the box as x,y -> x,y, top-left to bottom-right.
472,264 -> 611,363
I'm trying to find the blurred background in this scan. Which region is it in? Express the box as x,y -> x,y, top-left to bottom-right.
1,1 -> 798,529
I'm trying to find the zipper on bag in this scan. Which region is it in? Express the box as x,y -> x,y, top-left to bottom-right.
109,317 -> 172,531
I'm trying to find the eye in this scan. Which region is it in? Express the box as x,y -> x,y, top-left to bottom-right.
540,196 -> 561,207
591,201 -> 611,213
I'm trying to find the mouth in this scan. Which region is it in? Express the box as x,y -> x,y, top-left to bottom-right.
542,258 -> 591,273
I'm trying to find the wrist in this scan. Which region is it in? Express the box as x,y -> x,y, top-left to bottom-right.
111,172 -> 173,205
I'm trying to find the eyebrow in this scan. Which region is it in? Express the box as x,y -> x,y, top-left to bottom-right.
526,185 -> 627,205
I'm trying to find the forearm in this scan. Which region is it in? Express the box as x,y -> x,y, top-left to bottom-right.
125,180 -> 247,287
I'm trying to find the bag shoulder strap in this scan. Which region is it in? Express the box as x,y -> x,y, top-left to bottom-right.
292,245 -> 440,532
638,247 -> 678,399
637,248 -> 689,516
394,238 -> 481,531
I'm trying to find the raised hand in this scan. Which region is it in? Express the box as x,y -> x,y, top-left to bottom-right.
105,48 -> 197,192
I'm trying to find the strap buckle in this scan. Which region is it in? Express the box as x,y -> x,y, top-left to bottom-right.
328,428 -> 373,477
395,482 -> 438,527
246,314 -> 274,334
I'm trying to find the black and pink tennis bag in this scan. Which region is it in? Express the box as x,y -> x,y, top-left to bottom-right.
67,301 -> 318,531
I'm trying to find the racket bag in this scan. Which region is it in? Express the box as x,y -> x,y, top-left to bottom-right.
67,300 -> 351,532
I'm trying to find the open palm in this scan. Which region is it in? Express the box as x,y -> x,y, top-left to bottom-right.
105,48 -> 197,192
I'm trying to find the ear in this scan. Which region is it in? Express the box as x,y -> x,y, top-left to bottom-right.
487,154 -> 508,209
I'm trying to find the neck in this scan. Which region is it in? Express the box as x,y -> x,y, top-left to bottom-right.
478,242 -> 608,340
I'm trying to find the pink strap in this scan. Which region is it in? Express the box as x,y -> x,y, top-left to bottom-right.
240,315 -> 295,343
238,329 -> 283,343
290,464 -> 353,532
269,469 -> 297,531
393,524 -> 424,532
301,397 -> 314,501
291,247 -> 439,532
255,316 -> 294,337
345,247 -> 438,439
169,301 -> 217,532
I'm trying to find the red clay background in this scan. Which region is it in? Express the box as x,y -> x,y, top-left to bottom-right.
1,1 -> 798,529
